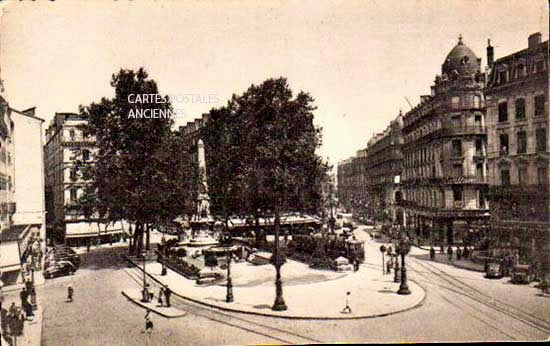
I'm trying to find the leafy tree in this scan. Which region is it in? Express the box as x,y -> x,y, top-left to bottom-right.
79,68 -> 190,255
203,77 -> 329,310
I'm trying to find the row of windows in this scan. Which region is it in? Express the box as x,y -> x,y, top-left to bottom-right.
0,177 -> 13,191
496,60 -> 546,85
498,94 -> 545,122
404,161 -> 485,181
499,128 -> 546,155
500,166 -> 548,186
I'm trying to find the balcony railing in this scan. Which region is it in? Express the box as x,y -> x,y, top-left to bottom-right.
63,135 -> 95,143
440,124 -> 486,137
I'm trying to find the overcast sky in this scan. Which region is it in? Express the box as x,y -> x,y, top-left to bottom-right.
0,0 -> 547,167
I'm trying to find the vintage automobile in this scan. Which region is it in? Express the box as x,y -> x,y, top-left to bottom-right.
54,245 -> 77,253
45,253 -> 80,268
485,262 -> 503,279
511,264 -> 533,284
44,261 -> 77,279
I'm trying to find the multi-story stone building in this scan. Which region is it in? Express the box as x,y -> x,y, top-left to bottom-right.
337,157 -> 355,213
401,36 -> 489,244
364,113 -> 404,225
44,113 -> 126,246
485,32 -> 549,270
0,96 -> 46,284
337,149 -> 369,218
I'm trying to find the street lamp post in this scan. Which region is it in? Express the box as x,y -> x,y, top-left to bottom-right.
393,253 -> 400,283
160,236 -> 167,276
272,207 -> 287,311
379,245 -> 387,275
226,248 -> 234,303
397,236 -> 411,295
141,250 -> 149,302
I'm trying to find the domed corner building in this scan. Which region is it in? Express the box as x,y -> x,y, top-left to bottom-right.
400,35 -> 489,246
441,35 -> 482,78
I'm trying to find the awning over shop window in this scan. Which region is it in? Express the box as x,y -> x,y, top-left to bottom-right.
0,223 -> 40,272
65,221 -> 128,238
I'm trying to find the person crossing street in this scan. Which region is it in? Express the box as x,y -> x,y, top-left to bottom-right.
164,286 -> 172,307
67,285 -> 74,303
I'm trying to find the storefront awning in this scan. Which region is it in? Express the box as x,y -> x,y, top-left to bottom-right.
66,221 -> 127,238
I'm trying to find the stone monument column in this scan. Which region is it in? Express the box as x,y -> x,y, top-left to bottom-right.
196,139 -> 211,220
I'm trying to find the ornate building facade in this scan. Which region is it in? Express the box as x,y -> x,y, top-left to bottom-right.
364,113 -> 403,224
485,32 -> 549,268
336,150 -> 368,217
401,36 -> 489,244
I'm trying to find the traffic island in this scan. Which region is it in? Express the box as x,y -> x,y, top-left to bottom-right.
126,256 -> 426,319
121,289 -> 187,318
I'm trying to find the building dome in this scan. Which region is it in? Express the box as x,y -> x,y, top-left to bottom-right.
442,35 -> 480,76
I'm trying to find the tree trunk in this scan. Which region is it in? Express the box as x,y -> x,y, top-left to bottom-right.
133,223 -> 144,256
128,224 -> 134,254
145,223 -> 151,251
254,211 -> 261,248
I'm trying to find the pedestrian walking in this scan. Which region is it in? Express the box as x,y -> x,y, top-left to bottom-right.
429,247 -> 435,261
8,302 -> 16,318
157,287 -> 164,307
67,285 -> 74,302
456,247 -> 462,261
0,286 -> 4,312
447,246 -> 453,261
164,286 -> 172,307
19,288 -> 28,307
143,309 -> 154,334
341,291 -> 352,314
386,259 -> 392,275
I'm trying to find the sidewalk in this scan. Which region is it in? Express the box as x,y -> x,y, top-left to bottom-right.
410,246 -> 485,272
126,249 -> 425,319
2,292 -> 43,346
121,288 -> 187,318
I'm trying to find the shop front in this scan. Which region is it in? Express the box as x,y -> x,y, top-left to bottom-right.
0,223 -> 42,286
65,220 -> 129,247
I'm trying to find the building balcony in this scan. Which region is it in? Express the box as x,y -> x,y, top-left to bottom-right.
440,124 -> 486,137
62,135 -> 95,145
442,176 -> 488,185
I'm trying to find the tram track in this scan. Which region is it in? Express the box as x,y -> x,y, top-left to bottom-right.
122,263 -> 324,345
408,257 -> 550,339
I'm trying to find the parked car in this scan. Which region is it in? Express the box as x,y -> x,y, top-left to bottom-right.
485,262 -> 503,278
45,253 -> 80,269
511,264 -> 534,284
53,245 -> 76,253
44,261 -> 77,279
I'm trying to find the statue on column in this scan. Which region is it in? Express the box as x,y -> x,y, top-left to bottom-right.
196,139 -> 211,221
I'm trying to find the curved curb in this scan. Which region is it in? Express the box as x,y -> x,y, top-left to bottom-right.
121,290 -> 187,318
125,255 -> 427,320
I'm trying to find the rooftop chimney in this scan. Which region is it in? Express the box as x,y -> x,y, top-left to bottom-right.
487,39 -> 494,67
528,32 -> 542,50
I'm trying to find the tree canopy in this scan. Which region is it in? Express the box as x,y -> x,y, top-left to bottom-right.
78,68 -> 196,254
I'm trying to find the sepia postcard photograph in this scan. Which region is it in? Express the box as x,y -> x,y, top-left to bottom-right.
0,0 -> 548,344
